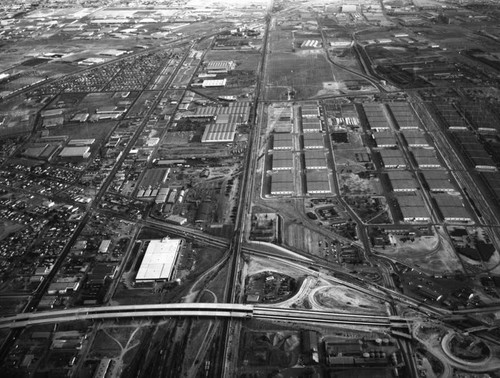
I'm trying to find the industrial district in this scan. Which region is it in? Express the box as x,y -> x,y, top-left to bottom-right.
1,0 -> 500,377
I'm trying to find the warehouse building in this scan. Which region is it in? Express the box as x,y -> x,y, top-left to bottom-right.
270,171 -> 294,195
205,60 -> 236,74
272,150 -> 294,171
135,238 -> 182,282
202,79 -> 227,88
272,133 -> 293,150
379,149 -> 406,168
432,194 -> 471,222
411,148 -> 442,168
201,123 -> 237,143
396,193 -> 431,222
387,170 -> 418,192
401,130 -> 429,147
362,103 -> 390,130
302,118 -> 322,133
303,133 -> 325,149
388,102 -> 421,130
306,171 -> 331,194
372,131 -> 397,148
301,102 -> 320,118
304,150 -> 328,169
59,146 -> 91,159
421,171 -> 457,192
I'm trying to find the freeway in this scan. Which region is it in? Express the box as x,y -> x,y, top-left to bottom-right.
0,302 -> 415,330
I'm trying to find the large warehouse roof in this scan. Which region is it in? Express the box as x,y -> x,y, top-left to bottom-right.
201,123 -> 237,143
59,146 -> 91,158
136,238 -> 182,282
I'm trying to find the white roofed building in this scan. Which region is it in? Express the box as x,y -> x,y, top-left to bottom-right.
135,238 -> 182,282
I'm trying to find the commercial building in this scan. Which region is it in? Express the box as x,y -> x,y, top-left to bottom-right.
135,238 -> 182,282
201,123 -> 237,143
270,171 -> 294,195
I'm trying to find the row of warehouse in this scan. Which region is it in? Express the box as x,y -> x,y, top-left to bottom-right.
377,145 -> 443,169
371,129 -> 429,148
395,192 -> 471,223
362,102 -> 422,131
182,101 -> 251,143
386,170 -> 458,193
269,170 -> 331,195
271,132 -> 325,150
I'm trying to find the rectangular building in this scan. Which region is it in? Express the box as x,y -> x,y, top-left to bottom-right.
302,118 -> 322,133
421,171 -> 456,192
303,133 -> 325,149
412,148 -> 442,168
396,193 -> 431,222
270,171 -> 294,195
432,193 -> 471,222
373,131 -> 397,148
272,150 -> 294,171
306,171 -> 331,194
272,133 -> 293,150
304,150 -> 327,169
201,123 -> 237,143
387,170 -> 418,192
135,238 -> 182,282
379,149 -> 406,168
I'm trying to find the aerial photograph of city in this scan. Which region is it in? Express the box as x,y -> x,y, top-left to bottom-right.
2,0 -> 500,377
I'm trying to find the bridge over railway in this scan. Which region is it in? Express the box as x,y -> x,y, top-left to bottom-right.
0,303 -> 411,331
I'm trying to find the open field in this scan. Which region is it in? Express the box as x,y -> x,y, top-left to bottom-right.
265,51 -> 335,100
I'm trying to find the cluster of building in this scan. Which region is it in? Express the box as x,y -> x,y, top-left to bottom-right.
267,102 -> 331,196
188,101 -> 251,143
